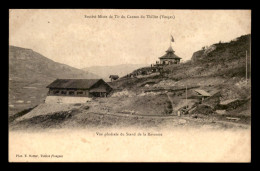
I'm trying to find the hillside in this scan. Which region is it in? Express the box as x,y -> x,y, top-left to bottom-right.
9,34 -> 251,130
82,64 -> 148,81
9,46 -> 100,115
109,34 -> 251,117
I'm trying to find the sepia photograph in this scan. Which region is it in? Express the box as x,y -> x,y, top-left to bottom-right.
8,9 -> 251,162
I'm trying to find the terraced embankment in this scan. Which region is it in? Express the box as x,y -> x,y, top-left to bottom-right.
9,98 -> 250,131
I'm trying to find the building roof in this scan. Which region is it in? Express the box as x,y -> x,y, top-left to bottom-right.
109,75 -> 119,79
166,46 -> 174,53
159,53 -> 182,59
46,79 -> 102,89
159,46 -> 181,59
194,89 -> 211,97
220,99 -> 239,105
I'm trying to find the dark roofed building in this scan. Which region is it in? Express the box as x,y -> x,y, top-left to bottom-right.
46,79 -> 112,97
159,46 -> 181,65
109,75 -> 119,82
194,89 -> 211,101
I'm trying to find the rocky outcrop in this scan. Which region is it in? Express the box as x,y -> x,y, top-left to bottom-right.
191,50 -> 204,62
191,34 -> 250,63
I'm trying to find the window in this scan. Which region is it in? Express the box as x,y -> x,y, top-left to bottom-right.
54,90 -> 60,94
77,91 -> 83,95
69,91 -> 75,95
61,91 -> 67,95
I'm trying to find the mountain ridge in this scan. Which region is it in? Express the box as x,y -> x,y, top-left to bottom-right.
82,63 -> 148,81
9,45 -> 100,115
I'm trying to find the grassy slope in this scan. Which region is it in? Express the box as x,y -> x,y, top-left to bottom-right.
10,102 -> 249,130
110,34 -> 251,116
10,34 -> 251,129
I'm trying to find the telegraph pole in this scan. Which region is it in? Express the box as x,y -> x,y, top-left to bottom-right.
246,50 -> 247,83
186,85 -> 187,107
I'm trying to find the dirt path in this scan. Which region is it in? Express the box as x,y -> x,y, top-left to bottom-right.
13,100 -> 250,130
87,111 -> 249,129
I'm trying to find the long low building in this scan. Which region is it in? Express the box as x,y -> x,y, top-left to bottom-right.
46,79 -> 113,97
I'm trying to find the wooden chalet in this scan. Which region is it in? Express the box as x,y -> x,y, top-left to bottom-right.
159,46 -> 181,65
46,79 -> 112,97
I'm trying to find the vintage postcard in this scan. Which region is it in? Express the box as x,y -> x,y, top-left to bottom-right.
9,9 -> 251,162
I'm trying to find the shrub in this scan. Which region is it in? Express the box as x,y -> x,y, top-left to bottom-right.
83,106 -> 90,110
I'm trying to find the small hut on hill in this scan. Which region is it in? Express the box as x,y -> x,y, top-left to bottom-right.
194,89 -> 211,101
109,75 -> 119,82
159,46 -> 182,65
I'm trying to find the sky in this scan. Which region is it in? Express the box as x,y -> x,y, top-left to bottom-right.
9,9 -> 251,69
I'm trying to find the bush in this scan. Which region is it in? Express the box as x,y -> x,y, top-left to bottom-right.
167,101 -> 172,109
83,106 -> 90,110
195,104 -> 214,115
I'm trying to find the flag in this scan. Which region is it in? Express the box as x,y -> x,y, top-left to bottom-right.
171,35 -> 174,42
